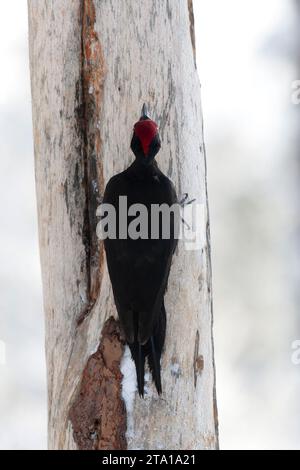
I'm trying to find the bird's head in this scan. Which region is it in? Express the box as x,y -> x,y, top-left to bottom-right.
130,104 -> 161,165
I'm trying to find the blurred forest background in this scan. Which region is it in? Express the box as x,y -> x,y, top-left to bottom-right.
0,0 -> 299,449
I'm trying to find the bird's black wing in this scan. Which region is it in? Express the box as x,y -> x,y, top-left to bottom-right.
103,171 -> 178,345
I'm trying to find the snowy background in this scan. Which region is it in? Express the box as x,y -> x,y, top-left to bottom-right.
0,0 -> 299,449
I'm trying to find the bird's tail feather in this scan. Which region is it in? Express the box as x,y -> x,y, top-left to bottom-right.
129,341 -> 145,397
129,304 -> 166,396
147,302 -> 166,395
148,335 -> 162,394
129,312 -> 145,397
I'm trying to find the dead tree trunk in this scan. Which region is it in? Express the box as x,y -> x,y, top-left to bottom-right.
28,0 -> 218,450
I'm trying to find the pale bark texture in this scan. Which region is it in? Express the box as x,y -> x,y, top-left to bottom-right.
28,0 -> 218,450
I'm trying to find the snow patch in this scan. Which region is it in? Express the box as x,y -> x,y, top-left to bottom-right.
120,346 -> 137,439
143,371 -> 155,399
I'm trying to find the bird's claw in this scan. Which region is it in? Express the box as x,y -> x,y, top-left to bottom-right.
179,193 -> 196,207
179,193 -> 196,230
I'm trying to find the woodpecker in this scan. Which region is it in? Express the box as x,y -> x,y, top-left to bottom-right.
103,104 -> 178,396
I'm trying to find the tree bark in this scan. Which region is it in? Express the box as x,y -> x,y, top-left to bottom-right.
28,0 -> 218,450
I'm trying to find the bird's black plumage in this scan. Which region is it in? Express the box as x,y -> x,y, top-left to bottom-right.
103,106 -> 177,396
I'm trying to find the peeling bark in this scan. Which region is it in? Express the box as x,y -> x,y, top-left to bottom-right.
78,0 -> 106,322
69,317 -> 126,450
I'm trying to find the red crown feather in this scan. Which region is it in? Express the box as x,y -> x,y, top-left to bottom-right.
134,119 -> 158,155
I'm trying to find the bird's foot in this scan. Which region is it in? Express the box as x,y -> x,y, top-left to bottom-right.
179,193 -> 196,230
179,193 -> 196,207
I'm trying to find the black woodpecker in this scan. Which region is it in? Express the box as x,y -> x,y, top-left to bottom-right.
102,104 -> 178,396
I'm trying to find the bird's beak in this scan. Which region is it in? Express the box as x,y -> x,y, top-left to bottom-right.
140,103 -> 150,121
